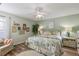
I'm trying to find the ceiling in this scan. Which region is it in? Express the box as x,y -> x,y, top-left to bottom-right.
0,3 -> 79,21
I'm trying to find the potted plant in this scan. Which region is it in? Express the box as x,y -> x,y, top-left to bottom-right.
32,24 -> 39,35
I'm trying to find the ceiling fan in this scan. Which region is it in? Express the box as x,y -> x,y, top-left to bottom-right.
34,7 -> 46,19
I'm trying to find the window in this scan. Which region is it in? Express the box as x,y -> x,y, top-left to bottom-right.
0,22 -> 5,31
0,17 -> 6,38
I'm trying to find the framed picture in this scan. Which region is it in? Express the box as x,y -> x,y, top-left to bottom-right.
23,24 -> 27,30
12,25 -> 17,33
26,27 -> 30,32
18,27 -> 21,30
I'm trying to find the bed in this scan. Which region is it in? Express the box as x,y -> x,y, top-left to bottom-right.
26,35 -> 63,56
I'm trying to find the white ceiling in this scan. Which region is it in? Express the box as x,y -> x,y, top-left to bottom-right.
0,3 -> 79,21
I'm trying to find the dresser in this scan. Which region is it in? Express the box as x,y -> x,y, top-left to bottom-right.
62,37 -> 77,48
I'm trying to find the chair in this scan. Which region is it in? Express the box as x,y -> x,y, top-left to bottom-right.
0,39 -> 13,56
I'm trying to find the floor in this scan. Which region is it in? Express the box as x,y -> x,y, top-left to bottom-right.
5,43 -> 32,56
62,47 -> 78,56
5,43 -> 78,56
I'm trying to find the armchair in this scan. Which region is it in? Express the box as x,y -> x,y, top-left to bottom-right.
0,39 -> 13,56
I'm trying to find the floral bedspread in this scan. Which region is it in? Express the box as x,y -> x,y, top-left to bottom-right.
27,36 -> 63,56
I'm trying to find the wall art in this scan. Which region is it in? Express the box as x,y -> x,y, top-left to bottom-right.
12,25 -> 17,33
23,24 -> 27,30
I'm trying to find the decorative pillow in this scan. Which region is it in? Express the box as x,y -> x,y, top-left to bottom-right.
3,39 -> 13,46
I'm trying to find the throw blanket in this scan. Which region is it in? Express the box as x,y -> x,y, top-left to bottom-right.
27,36 -> 63,56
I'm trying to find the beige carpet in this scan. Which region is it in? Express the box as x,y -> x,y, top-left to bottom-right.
17,50 -> 44,56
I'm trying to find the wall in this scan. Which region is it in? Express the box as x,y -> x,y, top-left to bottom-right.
38,14 -> 79,32
0,11 -> 35,45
